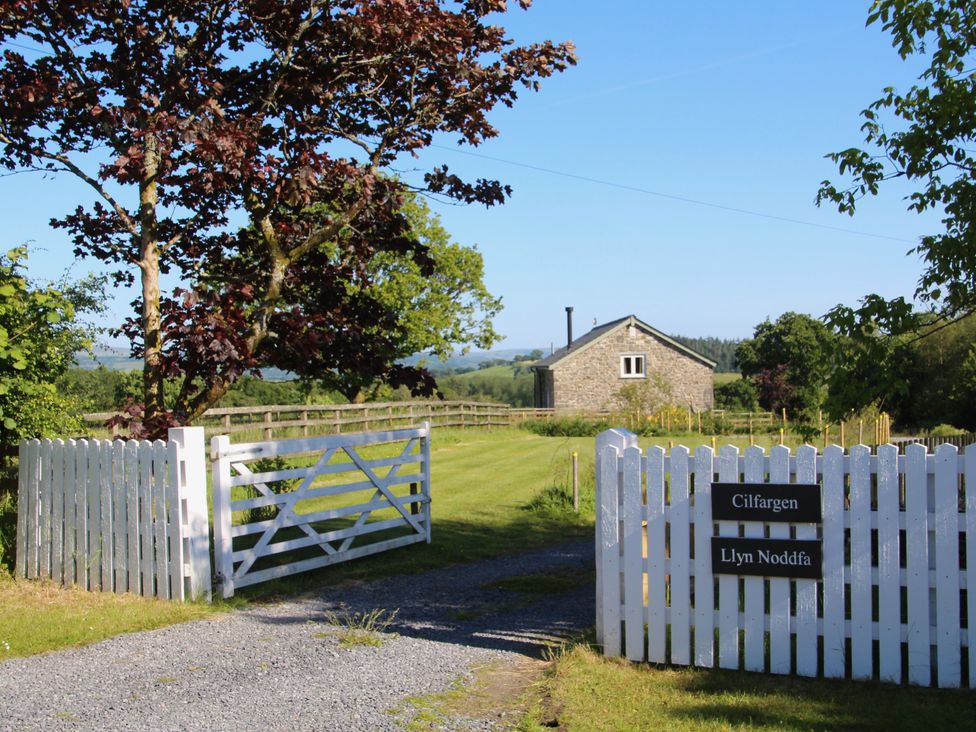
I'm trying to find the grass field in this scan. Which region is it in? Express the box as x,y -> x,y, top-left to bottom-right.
521,643 -> 976,731
713,372 -> 741,386
0,573 -> 218,660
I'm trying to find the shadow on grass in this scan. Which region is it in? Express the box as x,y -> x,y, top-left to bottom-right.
662,667 -> 976,731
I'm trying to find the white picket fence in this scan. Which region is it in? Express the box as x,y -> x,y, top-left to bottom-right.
15,428 -> 211,601
212,423 -> 431,598
595,429 -> 976,688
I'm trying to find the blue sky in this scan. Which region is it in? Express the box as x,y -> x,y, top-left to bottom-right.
4,1 -> 941,353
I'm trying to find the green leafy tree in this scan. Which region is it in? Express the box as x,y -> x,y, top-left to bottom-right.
0,247 -> 104,457
0,2 -> 574,437
736,313 -> 836,431
315,194 -> 502,402
817,0 -> 976,412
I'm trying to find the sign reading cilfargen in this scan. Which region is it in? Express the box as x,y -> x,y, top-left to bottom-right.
711,482 -> 821,523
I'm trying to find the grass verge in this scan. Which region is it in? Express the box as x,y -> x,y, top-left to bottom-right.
0,572 -> 220,660
522,641 -> 976,731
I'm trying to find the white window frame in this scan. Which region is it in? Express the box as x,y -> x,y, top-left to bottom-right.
620,354 -> 646,379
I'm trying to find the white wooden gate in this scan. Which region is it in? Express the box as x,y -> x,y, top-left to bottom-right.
16,427 -> 211,601
212,423 -> 431,597
595,428 -> 976,688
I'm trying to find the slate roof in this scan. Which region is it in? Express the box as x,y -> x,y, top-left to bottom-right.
533,315 -> 717,370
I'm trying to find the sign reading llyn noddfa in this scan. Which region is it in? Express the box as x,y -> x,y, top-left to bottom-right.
711,537 -> 823,579
711,483 -> 821,523
710,482 -> 823,580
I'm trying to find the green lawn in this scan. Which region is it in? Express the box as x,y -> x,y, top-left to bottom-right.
0,573 -> 219,660
713,372 -> 741,386
522,644 -> 976,731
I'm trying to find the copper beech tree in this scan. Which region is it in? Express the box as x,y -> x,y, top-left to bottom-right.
0,0 -> 574,437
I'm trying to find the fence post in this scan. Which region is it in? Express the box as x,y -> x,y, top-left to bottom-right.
595,428 -> 637,655
421,421 -> 432,544
211,434 -> 234,598
168,427 -> 212,602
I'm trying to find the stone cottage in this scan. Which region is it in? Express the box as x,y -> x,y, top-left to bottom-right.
531,315 -> 715,411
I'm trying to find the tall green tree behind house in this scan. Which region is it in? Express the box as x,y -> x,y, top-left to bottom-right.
818,0 -> 976,414
736,312 -> 836,433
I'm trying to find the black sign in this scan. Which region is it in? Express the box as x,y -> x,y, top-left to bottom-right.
711,482 -> 821,523
711,537 -> 822,579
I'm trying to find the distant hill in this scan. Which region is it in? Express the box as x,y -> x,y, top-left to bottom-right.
77,345 -> 543,379
79,338 -> 740,377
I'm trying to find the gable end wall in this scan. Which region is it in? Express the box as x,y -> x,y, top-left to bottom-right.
550,327 -> 713,411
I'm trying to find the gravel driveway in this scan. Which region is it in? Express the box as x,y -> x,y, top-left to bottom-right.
0,540 -> 594,731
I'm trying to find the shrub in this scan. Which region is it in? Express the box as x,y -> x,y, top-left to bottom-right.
715,378 -> 759,411
520,417 -> 609,437
929,423 -> 964,437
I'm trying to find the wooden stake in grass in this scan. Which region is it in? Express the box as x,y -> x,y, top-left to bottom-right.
840,421 -> 845,447
823,425 -> 829,448
779,427 -> 784,445
697,412 -> 702,433
858,419 -> 863,444
782,407 -> 787,430
710,436 -> 716,451
571,451 -> 579,514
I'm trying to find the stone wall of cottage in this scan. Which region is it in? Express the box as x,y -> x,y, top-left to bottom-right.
550,325 -> 713,412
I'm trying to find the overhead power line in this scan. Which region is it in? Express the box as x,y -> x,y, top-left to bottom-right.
430,144 -> 916,244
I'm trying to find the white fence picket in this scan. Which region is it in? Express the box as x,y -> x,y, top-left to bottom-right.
742,446 -> 765,672
849,445 -> 873,680
669,446 -> 691,666
166,438 -> 184,601
138,441 -> 154,597
15,441 -> 31,580
966,446 -> 976,689
693,446 -> 715,668
112,440 -> 127,593
622,446 -> 644,661
767,445 -> 791,675
595,433 -> 972,689
73,440 -> 87,588
38,439 -> 52,579
794,445 -> 818,677
876,444 -> 901,683
933,444 -> 961,687
905,443 -> 931,686
50,440 -> 64,585
124,441 -> 141,593
821,445 -> 846,679
716,445 -> 740,670
16,432 -> 209,602
99,440 -> 113,591
598,442 -> 622,657
62,439 -> 77,586
646,445 -> 667,664
153,440 -> 170,599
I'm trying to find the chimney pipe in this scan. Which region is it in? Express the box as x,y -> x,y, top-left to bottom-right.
565,306 -> 574,350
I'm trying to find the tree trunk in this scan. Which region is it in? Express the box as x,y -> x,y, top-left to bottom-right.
138,134 -> 164,420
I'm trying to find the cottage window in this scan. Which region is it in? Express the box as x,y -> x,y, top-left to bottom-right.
620,354 -> 646,378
